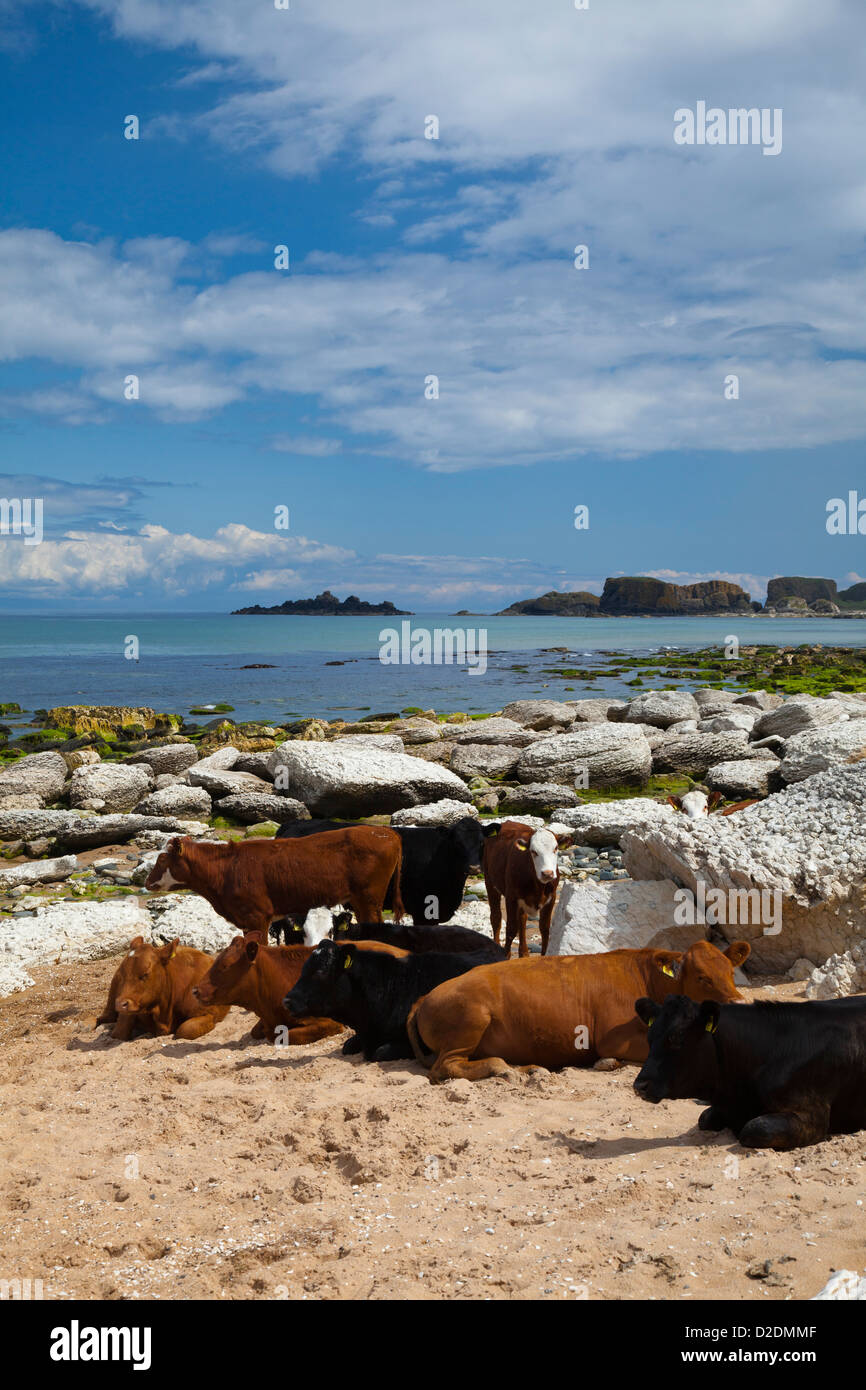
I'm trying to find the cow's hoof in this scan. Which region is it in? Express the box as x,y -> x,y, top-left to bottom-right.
593,1058 -> 623,1072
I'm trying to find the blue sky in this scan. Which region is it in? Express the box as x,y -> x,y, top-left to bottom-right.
1,0 -> 865,611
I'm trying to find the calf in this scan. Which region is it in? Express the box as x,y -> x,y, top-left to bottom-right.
192,937 -> 346,1044
277,817 -> 485,925
270,905 -> 352,947
481,820 -> 566,956
284,938 -> 491,1062
339,920 -> 507,961
145,828 -> 403,937
668,792 -> 759,818
97,936 -> 228,1041
408,940 -> 749,1083
633,994 -> 866,1150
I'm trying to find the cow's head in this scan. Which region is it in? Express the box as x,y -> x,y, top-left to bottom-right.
650,939 -> 749,1004
112,936 -> 178,1014
633,995 -> 720,1103
511,826 -> 571,884
667,791 -> 723,819
145,837 -> 193,891
193,935 -> 259,1005
448,816 -> 486,870
283,939 -> 353,1019
302,906 -> 338,947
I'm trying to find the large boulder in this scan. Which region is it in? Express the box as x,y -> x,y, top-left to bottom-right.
0,855 -> 78,891
0,751 -> 69,806
623,690 -> 700,728
185,746 -> 239,773
45,705 -> 180,736
385,718 -> 441,745
499,784 -> 581,816
134,785 -> 213,819
267,741 -> 471,816
450,744 -> 521,780
753,695 -> 848,740
331,733 -> 405,753
621,763 -> 866,970
126,743 -> 199,776
188,767 -> 274,799
68,762 -> 153,813
146,894 -> 237,954
705,759 -> 776,798
652,730 -> 757,777
500,700 -> 575,731
450,717 -> 536,747
516,725 -> 652,789
548,879 -> 707,956
0,898 -> 152,996
391,799 -> 480,828
214,793 -> 310,825
779,722 -> 866,784
696,711 -> 756,734
232,751 -> 276,778
734,691 -> 783,712
552,797 -> 677,846
693,688 -> 738,708
804,946 -> 866,1000
567,698 -> 627,724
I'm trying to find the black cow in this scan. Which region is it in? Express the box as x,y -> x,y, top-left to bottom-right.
283,938 -> 490,1062
633,994 -> 866,1150
340,920 -> 507,960
276,817 -> 485,926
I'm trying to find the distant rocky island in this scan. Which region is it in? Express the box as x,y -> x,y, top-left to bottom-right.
495,576 -> 866,618
232,590 -> 412,617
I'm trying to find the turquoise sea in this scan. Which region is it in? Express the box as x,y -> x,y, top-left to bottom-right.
0,613 -> 863,724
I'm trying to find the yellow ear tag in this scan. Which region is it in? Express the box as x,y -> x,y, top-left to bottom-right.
343,954 -> 352,970
661,964 -> 675,978
646,1017 -> 654,1029
705,1017 -> 717,1033
515,841 -> 528,852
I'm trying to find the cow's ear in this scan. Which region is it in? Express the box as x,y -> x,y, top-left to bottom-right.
341,944 -> 357,971
654,951 -> 681,980
698,1001 -> 721,1035
707,791 -> 724,813
666,795 -> 683,811
159,937 -> 180,961
552,829 -> 575,847
635,997 -> 661,1027
482,822 -> 500,838
129,935 -> 144,950
245,939 -> 259,962
725,940 -> 750,967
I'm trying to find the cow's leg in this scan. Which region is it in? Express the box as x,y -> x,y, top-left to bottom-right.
352,890 -> 383,924
250,1020 -> 268,1039
175,1013 -> 217,1040
372,1038 -> 414,1062
423,1002 -> 517,1083
738,1106 -> 830,1151
698,1105 -> 730,1132
487,885 -> 503,947
505,899 -> 527,958
110,1012 -> 136,1041
341,1032 -> 365,1055
288,1019 -> 345,1046
538,897 -> 554,956
430,1051 -> 515,1083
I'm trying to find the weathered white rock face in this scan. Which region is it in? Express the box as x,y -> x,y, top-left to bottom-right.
500,784 -> 581,815
516,725 -> 652,789
811,1270 -> 866,1300
549,878 -> 707,956
622,763 -> 866,970
391,799 -> 480,827
623,690 -> 700,729
567,698 -> 627,723
450,743 -> 521,779
69,763 -> 153,814
734,690 -> 783,711
268,741 -> 471,816
386,717 -> 441,745
146,894 -> 237,954
0,855 -> 78,889
126,743 -> 199,775
753,695 -> 848,740
186,746 -> 239,773
0,809 -> 86,841
214,793 -> 309,824
705,759 -> 776,798
779,722 -> 866,784
450,717 -> 535,747
188,767 -> 271,799
696,711 -> 756,734
331,733 -> 405,753
63,749 -> 101,771
446,898 -> 495,936
232,751 -> 276,778
500,700 -> 575,731
0,898 -> 152,996
652,730 -> 755,777
0,794 -> 43,811
694,688 -> 738,709
804,945 -> 866,999
135,784 -> 213,819
0,751 -> 69,806
551,798 -> 677,846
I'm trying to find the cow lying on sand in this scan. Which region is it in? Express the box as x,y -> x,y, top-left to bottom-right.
634,994 -> 866,1150
407,940 -> 749,1083
145,829 -> 403,936
192,937 -> 346,1044
284,938 -> 494,1062
97,937 -> 228,1041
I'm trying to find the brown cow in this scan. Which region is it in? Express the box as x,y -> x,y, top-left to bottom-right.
145,828 -> 404,936
97,936 -> 229,1041
407,939 -> 750,1083
482,820 -> 568,957
192,936 -> 408,1043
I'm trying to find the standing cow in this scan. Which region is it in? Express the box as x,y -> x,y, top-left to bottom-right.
482,820 -> 568,956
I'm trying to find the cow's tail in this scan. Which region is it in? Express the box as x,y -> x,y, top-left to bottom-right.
390,839 -> 405,924
406,998 -> 433,1068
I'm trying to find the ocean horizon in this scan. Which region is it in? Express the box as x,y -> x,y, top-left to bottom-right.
2,612 -> 863,725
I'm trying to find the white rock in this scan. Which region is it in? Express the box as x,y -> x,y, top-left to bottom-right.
450,743 -> 521,779
805,946 -> 866,999
812,1270 -> 866,1300
126,743 -> 200,775
500,700 -> 576,731
753,695 -> 849,739
391,799 -> 480,828
567,698 -> 627,723
516,725 -> 652,789
0,855 -> 78,890
332,733 -> 405,752
549,878 -> 708,955
267,741 -> 471,816
623,690 -> 700,728
705,759 -> 775,798
652,730 -> 754,777
780,722 -> 866,784
0,898 -> 152,996
69,762 -> 153,814
214,793 -> 309,824
0,750 -> 69,806
450,717 -> 535,747
135,784 -> 213,818
146,893 -> 237,954
697,711 -> 756,734
551,798 -> 677,846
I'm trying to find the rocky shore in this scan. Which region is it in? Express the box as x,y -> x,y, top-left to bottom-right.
0,678 -> 864,1003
